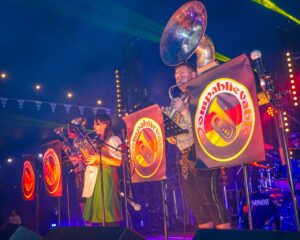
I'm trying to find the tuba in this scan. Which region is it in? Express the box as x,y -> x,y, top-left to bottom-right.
54,125 -> 79,159
68,117 -> 98,165
160,1 -> 208,119
160,1 -> 207,68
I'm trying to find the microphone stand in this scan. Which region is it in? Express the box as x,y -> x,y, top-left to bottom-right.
265,75 -> 300,231
121,143 -> 130,228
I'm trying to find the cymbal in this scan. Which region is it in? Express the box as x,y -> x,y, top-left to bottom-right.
249,161 -> 271,169
264,143 -> 274,150
160,1 -> 207,66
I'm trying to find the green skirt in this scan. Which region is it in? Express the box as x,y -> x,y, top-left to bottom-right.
83,166 -> 122,223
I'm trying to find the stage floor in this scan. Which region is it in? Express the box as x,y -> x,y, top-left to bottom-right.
145,232 -> 194,240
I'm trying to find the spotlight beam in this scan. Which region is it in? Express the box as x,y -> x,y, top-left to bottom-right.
252,0 -> 300,25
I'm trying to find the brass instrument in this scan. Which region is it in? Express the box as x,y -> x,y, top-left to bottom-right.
54,118 -> 98,165
54,125 -> 79,159
160,1 -> 207,67
69,118 -> 98,165
161,1 -> 207,119
168,83 -> 190,120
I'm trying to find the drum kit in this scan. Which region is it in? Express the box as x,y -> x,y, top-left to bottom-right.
240,137 -> 300,230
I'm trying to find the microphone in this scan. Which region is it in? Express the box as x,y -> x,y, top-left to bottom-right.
250,50 -> 266,92
119,191 -> 141,211
117,143 -> 127,152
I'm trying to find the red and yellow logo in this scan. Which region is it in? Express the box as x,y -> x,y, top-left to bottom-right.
195,78 -> 255,162
43,148 -> 61,195
130,117 -> 164,178
22,161 -> 35,200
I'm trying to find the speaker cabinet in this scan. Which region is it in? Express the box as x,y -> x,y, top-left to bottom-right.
45,226 -> 145,240
0,224 -> 42,240
193,229 -> 300,240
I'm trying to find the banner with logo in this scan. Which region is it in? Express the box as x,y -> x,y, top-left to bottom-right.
42,140 -> 63,196
21,155 -> 36,201
123,104 -> 166,183
187,54 -> 265,168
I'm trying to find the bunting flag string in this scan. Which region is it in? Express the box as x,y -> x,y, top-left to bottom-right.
78,106 -> 85,115
92,107 -> 99,116
0,98 -> 7,108
17,99 -> 25,109
35,101 -> 42,111
0,96 -> 110,115
64,104 -> 71,114
50,103 -> 56,113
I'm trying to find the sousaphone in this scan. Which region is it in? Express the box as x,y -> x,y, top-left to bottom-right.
160,1 -> 207,66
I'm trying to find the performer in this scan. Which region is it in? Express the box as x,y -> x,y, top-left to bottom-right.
163,36 -> 231,229
66,124 -> 86,223
82,113 -> 123,226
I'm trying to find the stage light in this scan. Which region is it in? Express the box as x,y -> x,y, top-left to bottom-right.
286,52 -> 290,56
283,111 -> 286,115
292,91 -> 296,95
35,84 -> 41,91
253,0 -> 300,25
284,117 -> 288,121
1,73 -> 7,79
291,80 -> 295,84
290,74 -> 294,78
67,92 -> 73,98
284,122 -> 289,127
292,85 -> 295,89
288,63 -> 292,67
293,96 -> 298,101
97,100 -> 102,105
38,153 -> 43,158
289,69 -> 293,73
287,58 -> 291,62
294,102 -> 298,106
7,158 -> 13,163
267,106 -> 274,117
285,128 -> 290,132
115,70 -> 119,74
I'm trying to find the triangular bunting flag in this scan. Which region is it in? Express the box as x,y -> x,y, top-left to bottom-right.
105,109 -> 111,115
35,101 -> 42,111
78,106 -> 85,115
64,104 -> 71,114
92,107 -> 98,116
50,103 -> 56,113
0,98 -> 8,108
17,99 -> 25,110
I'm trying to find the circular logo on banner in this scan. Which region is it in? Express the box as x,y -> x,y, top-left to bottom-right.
130,117 -> 164,179
22,161 -> 35,200
195,78 -> 255,162
43,148 -> 61,195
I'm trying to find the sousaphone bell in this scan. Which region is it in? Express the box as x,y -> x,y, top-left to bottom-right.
160,1 -> 207,67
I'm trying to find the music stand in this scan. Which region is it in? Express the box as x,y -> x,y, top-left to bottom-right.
161,113 -> 189,240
